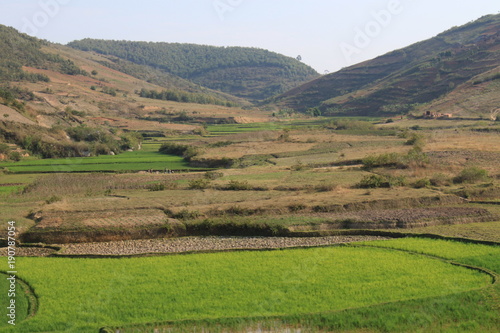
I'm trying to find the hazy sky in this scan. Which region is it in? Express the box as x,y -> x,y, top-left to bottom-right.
1,0 -> 499,73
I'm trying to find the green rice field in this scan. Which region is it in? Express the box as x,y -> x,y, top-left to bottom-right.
1,240 -> 497,333
0,150 -> 196,173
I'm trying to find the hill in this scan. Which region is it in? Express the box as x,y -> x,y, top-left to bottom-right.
67,39 -> 319,101
270,14 -> 500,117
417,66 -> 500,119
0,25 -> 271,160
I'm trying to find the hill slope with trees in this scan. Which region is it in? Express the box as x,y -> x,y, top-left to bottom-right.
270,14 -> 500,117
67,39 -> 319,101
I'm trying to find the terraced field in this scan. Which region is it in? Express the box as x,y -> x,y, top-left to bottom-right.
1,238 -> 498,333
0,147 -> 195,173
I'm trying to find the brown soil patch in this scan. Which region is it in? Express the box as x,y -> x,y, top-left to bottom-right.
0,105 -> 37,125
44,236 -> 390,256
33,208 -> 169,230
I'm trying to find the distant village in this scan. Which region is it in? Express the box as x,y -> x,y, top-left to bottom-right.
422,111 -> 453,119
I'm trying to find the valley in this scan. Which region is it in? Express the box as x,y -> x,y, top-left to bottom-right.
0,12 -> 499,333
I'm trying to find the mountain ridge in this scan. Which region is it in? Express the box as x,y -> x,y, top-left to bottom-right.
269,13 -> 500,117
67,39 -> 320,101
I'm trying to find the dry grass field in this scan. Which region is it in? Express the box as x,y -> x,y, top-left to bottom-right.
2,118 -> 499,245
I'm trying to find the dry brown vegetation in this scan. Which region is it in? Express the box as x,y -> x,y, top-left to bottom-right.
2,118 -> 500,246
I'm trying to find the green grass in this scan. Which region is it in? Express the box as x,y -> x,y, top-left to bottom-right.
2,245 -> 492,332
0,150 -> 198,173
0,274 -> 30,327
0,185 -> 23,195
205,118 -> 386,136
219,169 -> 365,187
206,122 -> 288,135
361,238 -> 500,273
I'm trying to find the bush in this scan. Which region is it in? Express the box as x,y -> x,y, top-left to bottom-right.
327,119 -> 375,131
453,167 -> 489,184
314,184 -> 337,192
225,180 -> 252,191
8,151 -> 22,161
413,178 -> 431,189
405,133 -> 426,149
172,209 -> 201,220
288,203 -> 307,212
290,161 -> 310,171
405,149 -> 429,167
358,175 -> 389,188
188,178 -> 211,190
430,173 -> 452,186
223,206 -> 262,216
147,183 -> 165,191
358,175 -> 407,188
204,171 -> 224,180
159,142 -> 199,161
45,195 -> 62,204
208,141 -> 234,148
0,143 -> 10,154
362,153 -> 403,169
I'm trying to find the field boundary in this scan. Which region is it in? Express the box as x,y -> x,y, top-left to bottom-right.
0,271 -> 38,322
17,232 -> 499,258
353,244 -> 499,285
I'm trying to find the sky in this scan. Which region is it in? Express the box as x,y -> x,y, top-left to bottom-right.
0,0 -> 499,73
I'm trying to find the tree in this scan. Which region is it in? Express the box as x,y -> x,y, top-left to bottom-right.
9,151 -> 22,161
0,143 -> 10,154
296,55 -> 302,61
307,107 -> 322,117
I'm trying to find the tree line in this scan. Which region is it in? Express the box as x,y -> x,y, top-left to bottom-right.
137,88 -> 238,107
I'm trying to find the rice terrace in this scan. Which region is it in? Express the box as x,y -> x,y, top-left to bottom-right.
1,5 -> 500,333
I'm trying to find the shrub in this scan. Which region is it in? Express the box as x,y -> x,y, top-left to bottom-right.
453,167 -> 489,184
172,209 -> 201,220
430,173 -> 452,186
225,180 -> 252,191
45,195 -> 62,204
362,153 -> 403,169
405,133 -> 426,150
159,142 -> 200,161
188,178 -> 211,190
314,184 -> 337,192
358,175 -> 389,188
204,171 -> 224,180
405,149 -> 429,167
290,161 -> 310,171
413,178 -> 431,189
388,175 -> 407,187
9,151 -> 22,161
147,183 -> 165,191
208,141 -> 234,148
223,206 -> 262,216
327,119 -> 375,131
0,143 -> 10,154
288,203 -> 307,212
277,129 -> 291,142
358,175 -> 407,188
